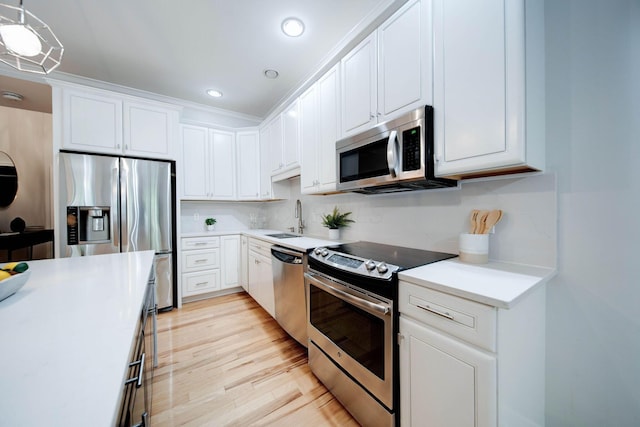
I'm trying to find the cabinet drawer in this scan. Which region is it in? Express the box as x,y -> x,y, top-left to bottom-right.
248,238 -> 271,258
399,280 -> 497,352
181,236 -> 220,250
183,270 -> 220,296
181,248 -> 220,272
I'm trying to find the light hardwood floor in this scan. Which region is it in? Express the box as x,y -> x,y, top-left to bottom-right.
151,292 -> 359,426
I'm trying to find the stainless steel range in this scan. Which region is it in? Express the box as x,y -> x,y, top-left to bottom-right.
304,241 -> 456,427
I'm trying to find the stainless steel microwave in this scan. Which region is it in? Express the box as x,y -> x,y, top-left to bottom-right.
336,106 -> 458,194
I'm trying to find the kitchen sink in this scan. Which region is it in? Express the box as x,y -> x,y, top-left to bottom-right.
266,233 -> 300,239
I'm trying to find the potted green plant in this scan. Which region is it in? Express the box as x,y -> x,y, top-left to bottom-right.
321,206 -> 354,240
205,217 -> 217,231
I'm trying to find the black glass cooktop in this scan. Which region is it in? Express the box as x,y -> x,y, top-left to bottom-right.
326,241 -> 457,271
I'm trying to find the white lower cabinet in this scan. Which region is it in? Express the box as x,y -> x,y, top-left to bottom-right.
183,270 -> 220,296
400,316 -> 496,426
181,235 -> 241,301
181,236 -> 221,298
247,238 -> 274,317
220,235 -> 240,289
240,235 -> 248,291
399,280 -> 546,426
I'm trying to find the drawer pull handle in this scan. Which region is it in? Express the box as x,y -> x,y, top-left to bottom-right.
194,242 -> 208,246
416,303 -> 454,320
195,282 -> 208,286
194,259 -> 208,263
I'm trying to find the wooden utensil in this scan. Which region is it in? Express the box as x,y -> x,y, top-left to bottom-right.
469,209 -> 480,233
475,210 -> 489,234
481,209 -> 503,234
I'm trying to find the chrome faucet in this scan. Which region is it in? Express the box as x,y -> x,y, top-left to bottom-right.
295,199 -> 304,234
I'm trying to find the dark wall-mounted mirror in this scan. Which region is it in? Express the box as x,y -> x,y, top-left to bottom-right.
0,151 -> 18,207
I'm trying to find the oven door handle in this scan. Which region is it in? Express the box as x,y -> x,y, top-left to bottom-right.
305,272 -> 390,316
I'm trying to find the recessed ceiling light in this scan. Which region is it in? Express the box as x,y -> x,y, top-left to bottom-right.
281,17 -> 305,37
264,69 -> 279,79
206,89 -> 223,98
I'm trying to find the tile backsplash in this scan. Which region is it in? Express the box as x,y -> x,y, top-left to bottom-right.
181,172 -> 557,268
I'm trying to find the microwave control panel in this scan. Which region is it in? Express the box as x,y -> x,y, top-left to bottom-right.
402,126 -> 421,171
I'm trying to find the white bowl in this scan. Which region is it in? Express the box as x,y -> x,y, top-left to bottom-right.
0,270 -> 31,302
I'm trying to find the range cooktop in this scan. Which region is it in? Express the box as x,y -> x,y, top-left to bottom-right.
327,241 -> 457,271
308,241 -> 457,300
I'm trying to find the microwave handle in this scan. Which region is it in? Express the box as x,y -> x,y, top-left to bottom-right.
387,130 -> 399,177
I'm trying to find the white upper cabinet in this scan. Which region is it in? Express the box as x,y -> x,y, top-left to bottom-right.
58,85 -> 179,160
267,101 -> 301,181
341,0 -> 429,137
282,100 -> 301,172
377,0 -> 430,121
180,125 -> 236,200
62,88 -> 123,154
123,100 -> 177,159
259,125 -> 273,199
181,125 -> 209,199
301,64 -> 340,194
433,0 -> 544,178
236,130 -> 261,200
341,32 -> 377,136
209,129 -> 236,200
267,114 -> 284,175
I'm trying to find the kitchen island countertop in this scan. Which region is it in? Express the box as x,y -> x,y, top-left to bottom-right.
0,250 -> 155,426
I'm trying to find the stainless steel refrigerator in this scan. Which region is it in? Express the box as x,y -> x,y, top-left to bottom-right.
59,152 -> 175,310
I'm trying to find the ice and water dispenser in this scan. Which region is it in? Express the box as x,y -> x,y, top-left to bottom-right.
66,206 -> 111,245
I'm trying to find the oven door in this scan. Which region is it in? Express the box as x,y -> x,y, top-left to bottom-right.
305,269 -> 394,409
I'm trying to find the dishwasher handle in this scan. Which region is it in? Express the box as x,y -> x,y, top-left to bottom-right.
271,246 -> 304,264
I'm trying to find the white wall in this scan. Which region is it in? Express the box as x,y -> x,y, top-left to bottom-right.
544,0 -> 640,425
267,175 -> 557,267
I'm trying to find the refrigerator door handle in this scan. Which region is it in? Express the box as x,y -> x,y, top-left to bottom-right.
120,166 -> 129,252
112,166 -> 120,248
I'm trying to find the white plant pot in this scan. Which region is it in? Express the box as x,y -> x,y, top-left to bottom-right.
328,228 -> 340,240
206,224 -> 215,231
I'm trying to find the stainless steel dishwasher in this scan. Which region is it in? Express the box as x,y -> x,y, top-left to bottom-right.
271,246 -> 308,347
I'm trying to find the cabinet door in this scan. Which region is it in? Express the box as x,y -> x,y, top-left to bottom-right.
316,64 -> 340,192
123,101 -> 177,159
268,115 -> 284,174
220,235 -> 240,289
240,236 -> 248,291
282,100 -> 300,170
299,84 -> 318,194
341,32 -> 377,137
209,129 -> 236,199
399,316 -> 496,427
258,126 -> 272,199
63,89 -> 123,154
236,131 -> 260,199
248,250 -> 274,317
181,125 -> 210,199
377,0 -> 430,121
433,0 -> 531,177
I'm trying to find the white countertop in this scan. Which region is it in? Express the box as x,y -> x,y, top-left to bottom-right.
399,258 -> 555,309
182,229 -> 343,252
0,251 -> 155,427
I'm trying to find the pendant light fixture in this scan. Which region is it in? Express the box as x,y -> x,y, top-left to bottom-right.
0,0 -> 63,74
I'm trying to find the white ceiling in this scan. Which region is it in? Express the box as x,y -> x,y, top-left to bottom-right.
0,0 -> 396,120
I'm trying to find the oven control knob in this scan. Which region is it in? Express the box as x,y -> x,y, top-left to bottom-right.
365,260 -> 377,271
321,249 -> 329,257
314,247 -> 323,255
376,262 -> 389,274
